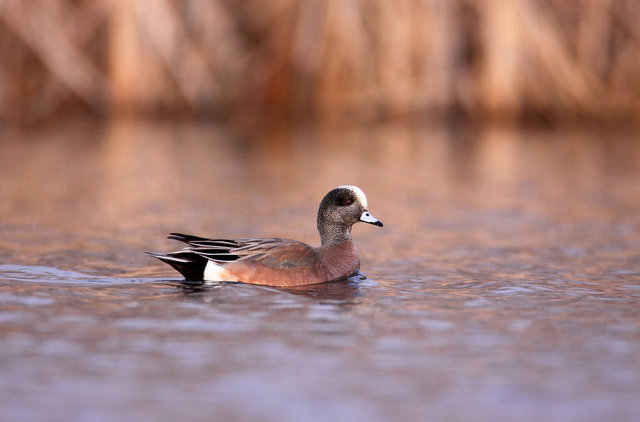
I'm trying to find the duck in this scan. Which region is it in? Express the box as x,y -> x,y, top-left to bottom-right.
147,185 -> 383,286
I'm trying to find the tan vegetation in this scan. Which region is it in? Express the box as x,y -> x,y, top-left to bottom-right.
1,0 -> 639,124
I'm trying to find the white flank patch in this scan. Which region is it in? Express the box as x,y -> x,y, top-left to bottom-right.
337,185 -> 368,208
204,260 -> 236,281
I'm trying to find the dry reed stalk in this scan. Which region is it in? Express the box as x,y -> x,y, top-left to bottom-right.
0,0 -> 639,124
0,0 -> 108,120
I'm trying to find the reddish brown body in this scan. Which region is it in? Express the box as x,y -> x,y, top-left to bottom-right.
221,240 -> 360,286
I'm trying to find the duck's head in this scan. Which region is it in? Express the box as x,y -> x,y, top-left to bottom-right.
317,185 -> 382,245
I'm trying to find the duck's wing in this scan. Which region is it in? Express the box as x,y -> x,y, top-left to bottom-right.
168,233 -> 319,268
167,233 -> 243,262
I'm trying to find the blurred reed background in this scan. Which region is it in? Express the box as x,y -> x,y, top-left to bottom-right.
1,0 -> 639,125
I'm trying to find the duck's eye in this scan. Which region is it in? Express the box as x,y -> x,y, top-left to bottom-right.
339,197 -> 354,206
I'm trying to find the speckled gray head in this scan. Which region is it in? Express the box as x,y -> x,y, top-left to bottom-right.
317,185 -> 383,245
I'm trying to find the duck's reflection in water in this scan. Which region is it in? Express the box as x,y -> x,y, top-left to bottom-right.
277,280 -> 363,301
175,277 -> 364,302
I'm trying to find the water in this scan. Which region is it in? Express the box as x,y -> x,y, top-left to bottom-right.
1,120 -> 639,421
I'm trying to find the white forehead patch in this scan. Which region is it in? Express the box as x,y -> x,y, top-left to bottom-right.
337,185 -> 368,208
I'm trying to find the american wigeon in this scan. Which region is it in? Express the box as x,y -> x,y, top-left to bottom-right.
148,185 -> 383,286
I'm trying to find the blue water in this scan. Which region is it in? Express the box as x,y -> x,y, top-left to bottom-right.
1,121 -> 639,421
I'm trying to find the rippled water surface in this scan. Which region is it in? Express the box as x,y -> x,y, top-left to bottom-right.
1,121 -> 639,421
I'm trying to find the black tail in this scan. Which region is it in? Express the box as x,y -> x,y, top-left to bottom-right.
146,251 -> 208,281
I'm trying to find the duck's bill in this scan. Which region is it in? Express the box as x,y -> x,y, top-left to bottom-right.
360,210 -> 383,227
